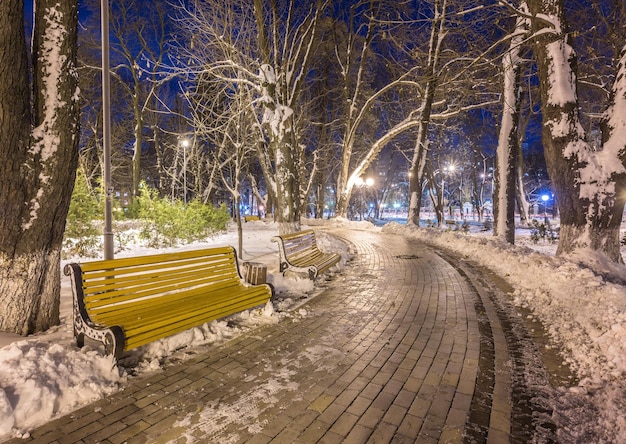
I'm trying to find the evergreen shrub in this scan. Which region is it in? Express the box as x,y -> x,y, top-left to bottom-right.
63,170 -> 102,258
136,184 -> 230,247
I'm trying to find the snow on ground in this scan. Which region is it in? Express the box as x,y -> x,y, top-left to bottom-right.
0,217 -> 625,442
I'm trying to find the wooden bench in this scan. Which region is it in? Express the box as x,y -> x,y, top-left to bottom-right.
63,246 -> 273,358
271,229 -> 341,279
244,215 -> 260,222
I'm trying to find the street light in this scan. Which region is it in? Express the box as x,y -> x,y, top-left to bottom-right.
541,194 -> 549,220
354,177 -> 374,220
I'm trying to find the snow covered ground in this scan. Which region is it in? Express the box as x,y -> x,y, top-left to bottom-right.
0,217 -> 625,442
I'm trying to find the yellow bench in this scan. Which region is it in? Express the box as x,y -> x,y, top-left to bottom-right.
244,215 -> 260,222
64,246 -> 273,358
271,229 -> 341,280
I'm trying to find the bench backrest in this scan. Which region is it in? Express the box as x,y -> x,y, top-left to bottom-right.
75,246 -> 242,315
277,229 -> 320,259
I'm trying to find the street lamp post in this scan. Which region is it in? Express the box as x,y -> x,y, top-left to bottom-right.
181,138 -> 190,204
101,0 -> 114,260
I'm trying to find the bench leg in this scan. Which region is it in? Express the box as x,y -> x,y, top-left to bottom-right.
74,304 -> 125,358
75,329 -> 85,349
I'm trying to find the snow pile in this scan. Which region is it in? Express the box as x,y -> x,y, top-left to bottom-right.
0,341 -> 121,437
382,222 -> 626,440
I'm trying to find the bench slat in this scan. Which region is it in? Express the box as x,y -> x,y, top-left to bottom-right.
78,246 -> 235,272
87,278 -> 243,317
82,267 -> 239,308
82,253 -> 235,280
114,288 -> 270,351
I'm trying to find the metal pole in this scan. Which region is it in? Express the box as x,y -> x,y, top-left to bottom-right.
183,143 -> 187,204
102,0 -> 114,260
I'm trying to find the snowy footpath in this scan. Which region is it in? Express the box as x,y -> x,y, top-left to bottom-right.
1,218 -> 625,442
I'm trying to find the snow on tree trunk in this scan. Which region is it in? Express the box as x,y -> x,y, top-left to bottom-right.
515,138 -> 531,225
259,63 -> 301,234
335,159 -> 352,218
494,8 -> 526,244
528,0 -> 626,263
407,117 -> 431,227
0,0 -> 80,334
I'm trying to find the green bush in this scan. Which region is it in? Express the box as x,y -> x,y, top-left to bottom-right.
63,170 -> 102,258
136,184 -> 230,247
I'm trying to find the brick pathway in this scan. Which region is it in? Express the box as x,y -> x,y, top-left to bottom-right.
7,229 -> 531,443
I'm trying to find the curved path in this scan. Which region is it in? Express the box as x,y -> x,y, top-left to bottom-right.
8,229 -> 567,443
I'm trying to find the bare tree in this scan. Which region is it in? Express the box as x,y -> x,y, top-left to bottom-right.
217,89 -> 257,258
400,0 -> 504,226
108,0 -> 172,199
494,3 -> 529,243
0,0 -> 80,334
525,0 -> 626,263
174,0 -> 326,233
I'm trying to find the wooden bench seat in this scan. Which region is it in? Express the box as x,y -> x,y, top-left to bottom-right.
271,229 -> 341,279
64,246 -> 273,358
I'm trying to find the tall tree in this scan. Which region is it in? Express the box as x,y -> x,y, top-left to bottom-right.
494,3 -> 528,243
527,0 -> 626,263
407,0 -> 447,226
405,0 -> 503,226
252,0 -> 325,233
175,0 -> 326,233
108,0 -> 171,200
0,0 -> 80,334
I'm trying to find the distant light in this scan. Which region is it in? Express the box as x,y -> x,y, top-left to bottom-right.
181,138 -> 190,147
365,178 -> 374,187
541,194 -> 549,202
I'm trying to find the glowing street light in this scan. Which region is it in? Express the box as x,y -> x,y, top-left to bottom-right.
541,194 -> 550,219
354,177 -> 374,220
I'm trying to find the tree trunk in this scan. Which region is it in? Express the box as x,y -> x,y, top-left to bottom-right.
528,0 -> 626,263
0,0 -> 80,334
407,0 -> 446,227
515,150 -> 531,225
275,128 -> 301,234
494,8 -> 526,244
